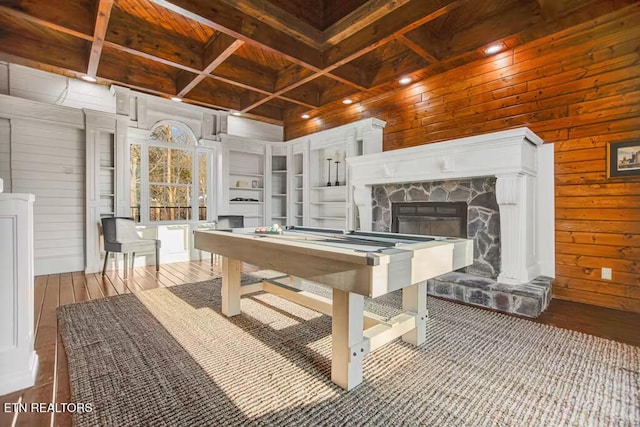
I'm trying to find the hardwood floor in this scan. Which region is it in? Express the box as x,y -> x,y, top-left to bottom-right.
1,260 -> 638,427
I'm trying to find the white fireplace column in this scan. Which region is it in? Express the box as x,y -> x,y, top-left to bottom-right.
495,173 -> 540,284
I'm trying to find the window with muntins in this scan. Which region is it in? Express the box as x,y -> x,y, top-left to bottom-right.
130,122 -> 211,223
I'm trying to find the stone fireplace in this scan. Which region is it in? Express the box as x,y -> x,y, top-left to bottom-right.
347,128 -> 555,317
376,179 -> 500,279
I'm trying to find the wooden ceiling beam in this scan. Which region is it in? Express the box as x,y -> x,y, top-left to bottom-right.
327,62 -> 372,89
246,102 -> 284,122
322,0 -> 413,47
216,0 -> 323,48
278,95 -> 317,110
203,33 -> 243,69
0,5 -> 92,41
275,64 -> 316,93
239,90 -> 269,112
208,74 -> 271,96
150,0 -> 324,70
536,0 -> 595,19
177,34 -> 244,97
323,1 -> 464,70
103,41 -> 200,74
99,55 -> 177,95
240,70 -> 323,112
396,34 -> 441,64
214,55 -> 279,92
87,0 -> 114,77
106,7 -> 205,70
0,31 -> 88,73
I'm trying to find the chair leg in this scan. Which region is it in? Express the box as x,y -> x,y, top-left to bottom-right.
155,245 -> 160,271
131,252 -> 135,270
123,253 -> 129,279
102,251 -> 109,276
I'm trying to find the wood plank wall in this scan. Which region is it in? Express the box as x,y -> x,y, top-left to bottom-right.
285,6 -> 640,313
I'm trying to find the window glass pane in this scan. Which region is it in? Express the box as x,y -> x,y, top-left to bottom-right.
149,184 -> 192,221
148,147 -> 193,185
147,143 -> 193,221
148,146 -> 167,183
198,152 -> 207,220
175,150 -> 193,184
130,144 -> 141,222
150,124 -> 191,145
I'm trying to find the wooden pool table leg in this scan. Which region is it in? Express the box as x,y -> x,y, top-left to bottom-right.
331,288 -> 365,390
221,256 -> 243,317
402,281 -> 428,346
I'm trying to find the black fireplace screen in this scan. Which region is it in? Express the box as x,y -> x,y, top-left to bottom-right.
391,202 -> 468,238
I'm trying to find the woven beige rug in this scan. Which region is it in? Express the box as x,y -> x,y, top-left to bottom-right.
57,275 -> 640,426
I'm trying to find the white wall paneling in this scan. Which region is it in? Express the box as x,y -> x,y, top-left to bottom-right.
227,115 -> 282,142
0,193 -> 38,395
1,94 -> 87,275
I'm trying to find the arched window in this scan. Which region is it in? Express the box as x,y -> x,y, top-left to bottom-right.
130,121 -> 210,223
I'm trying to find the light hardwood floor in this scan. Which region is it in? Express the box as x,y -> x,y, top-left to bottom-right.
1,260 -> 638,427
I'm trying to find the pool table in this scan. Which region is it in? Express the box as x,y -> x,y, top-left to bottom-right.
194,226 -> 473,390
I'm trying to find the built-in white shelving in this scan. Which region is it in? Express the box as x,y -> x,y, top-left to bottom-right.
290,149 -> 305,226
270,152 -> 287,226
226,148 -> 265,228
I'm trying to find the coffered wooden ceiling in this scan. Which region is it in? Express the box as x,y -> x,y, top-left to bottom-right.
0,0 -> 635,126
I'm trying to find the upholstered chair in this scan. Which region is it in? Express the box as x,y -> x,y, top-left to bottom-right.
101,217 -> 161,279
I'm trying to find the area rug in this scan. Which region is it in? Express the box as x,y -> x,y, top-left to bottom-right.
57,275 -> 640,426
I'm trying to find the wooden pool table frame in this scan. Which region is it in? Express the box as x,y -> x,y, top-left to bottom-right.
194,226 -> 473,390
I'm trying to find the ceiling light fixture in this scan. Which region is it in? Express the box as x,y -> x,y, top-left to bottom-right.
399,77 -> 412,85
301,113 -> 310,119
170,96 -> 182,102
232,111 -> 242,116
81,75 -> 97,83
342,99 -> 353,105
484,43 -> 505,55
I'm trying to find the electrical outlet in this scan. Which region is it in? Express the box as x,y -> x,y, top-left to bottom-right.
601,267 -> 612,280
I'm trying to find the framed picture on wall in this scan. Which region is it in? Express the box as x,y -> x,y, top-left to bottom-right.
607,140 -> 640,178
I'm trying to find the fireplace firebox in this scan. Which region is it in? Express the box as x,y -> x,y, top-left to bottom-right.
391,202 -> 467,238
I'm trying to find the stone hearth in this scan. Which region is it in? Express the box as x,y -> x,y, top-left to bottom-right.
347,128 -> 555,318
428,272 -> 553,318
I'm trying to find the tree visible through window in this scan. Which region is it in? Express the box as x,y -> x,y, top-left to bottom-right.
130,122 -> 209,222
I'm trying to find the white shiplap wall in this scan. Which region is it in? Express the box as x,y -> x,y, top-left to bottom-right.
0,118 -> 10,192
10,120 -> 85,274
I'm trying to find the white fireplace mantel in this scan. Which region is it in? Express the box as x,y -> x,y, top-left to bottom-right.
347,127 -> 555,285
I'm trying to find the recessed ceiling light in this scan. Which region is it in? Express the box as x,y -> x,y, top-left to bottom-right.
232,111 -> 242,116
484,43 -> 504,55
301,113 -> 310,119
80,75 -> 97,83
170,96 -> 182,102
399,77 -> 412,85
342,99 -> 353,105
